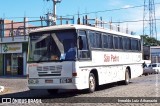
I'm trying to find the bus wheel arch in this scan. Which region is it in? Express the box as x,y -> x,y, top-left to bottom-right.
124,66 -> 131,85
88,69 -> 99,93
126,66 -> 131,79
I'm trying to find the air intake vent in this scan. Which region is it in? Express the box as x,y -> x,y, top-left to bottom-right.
37,66 -> 42,71
37,65 -> 62,76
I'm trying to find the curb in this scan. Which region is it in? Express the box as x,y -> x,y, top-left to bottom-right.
0,86 -> 4,92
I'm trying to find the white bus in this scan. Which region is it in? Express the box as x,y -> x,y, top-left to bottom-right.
27,24 -> 143,94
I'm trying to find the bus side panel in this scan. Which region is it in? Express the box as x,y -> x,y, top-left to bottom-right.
76,51 -> 143,87
74,62 -> 90,89
98,66 -> 126,85
130,64 -> 143,79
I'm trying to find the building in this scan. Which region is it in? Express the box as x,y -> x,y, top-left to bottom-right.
0,19 -> 29,76
150,46 -> 160,63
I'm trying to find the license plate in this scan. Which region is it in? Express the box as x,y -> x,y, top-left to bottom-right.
60,79 -> 66,83
45,79 -> 53,83
60,78 -> 72,83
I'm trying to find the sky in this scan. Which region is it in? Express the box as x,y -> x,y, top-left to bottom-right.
0,0 -> 160,39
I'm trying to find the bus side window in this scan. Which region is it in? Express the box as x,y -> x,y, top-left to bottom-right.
78,30 -> 90,59
78,36 -> 83,50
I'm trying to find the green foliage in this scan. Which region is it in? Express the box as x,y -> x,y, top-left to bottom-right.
141,35 -> 160,46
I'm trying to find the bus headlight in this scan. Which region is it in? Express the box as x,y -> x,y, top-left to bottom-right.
28,79 -> 39,84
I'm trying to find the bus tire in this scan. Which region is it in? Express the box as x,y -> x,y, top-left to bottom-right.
88,73 -> 96,93
47,89 -> 58,95
123,69 -> 130,85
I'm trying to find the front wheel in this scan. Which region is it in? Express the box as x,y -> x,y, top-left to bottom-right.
88,73 -> 96,93
47,89 -> 58,95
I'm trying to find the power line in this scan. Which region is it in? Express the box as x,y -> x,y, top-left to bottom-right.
6,4 -> 142,19
1,4 -> 145,19
2,17 -> 40,19
2,2 -> 160,19
61,2 -> 160,17
109,18 -> 160,24
3,17 -> 160,24
61,5 -> 144,17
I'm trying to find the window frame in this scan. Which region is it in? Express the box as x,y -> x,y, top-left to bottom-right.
77,30 -> 91,60
102,33 -> 108,49
78,29 -> 142,54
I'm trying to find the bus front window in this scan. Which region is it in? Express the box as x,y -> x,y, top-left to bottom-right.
28,30 -> 77,62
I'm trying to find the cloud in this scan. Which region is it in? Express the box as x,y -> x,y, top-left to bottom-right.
127,5 -> 160,37
122,5 -> 133,9
115,7 -> 144,35
155,6 -> 160,18
103,1 -> 160,38
107,0 -> 123,7
155,6 -> 160,39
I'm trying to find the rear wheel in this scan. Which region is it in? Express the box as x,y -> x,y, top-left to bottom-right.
123,69 -> 130,85
88,73 -> 96,93
47,89 -> 58,95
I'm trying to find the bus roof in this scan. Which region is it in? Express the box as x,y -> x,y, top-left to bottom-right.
30,24 -> 141,39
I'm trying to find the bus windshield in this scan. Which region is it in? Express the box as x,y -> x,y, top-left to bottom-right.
28,29 -> 77,62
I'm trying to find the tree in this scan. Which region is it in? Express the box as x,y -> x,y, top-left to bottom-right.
141,35 -> 160,46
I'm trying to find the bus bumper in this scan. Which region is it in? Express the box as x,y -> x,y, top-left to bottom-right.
28,78 -> 87,90
28,84 -> 78,90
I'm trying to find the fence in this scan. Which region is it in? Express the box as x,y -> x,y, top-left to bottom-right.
81,15 -> 133,34
0,15 -> 134,39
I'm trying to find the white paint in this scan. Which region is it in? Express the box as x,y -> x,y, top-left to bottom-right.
28,25 -> 143,90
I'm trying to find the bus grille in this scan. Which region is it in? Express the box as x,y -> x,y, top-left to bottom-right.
37,65 -> 62,76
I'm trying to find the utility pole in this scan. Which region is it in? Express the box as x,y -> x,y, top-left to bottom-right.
143,0 -> 157,39
45,0 -> 62,25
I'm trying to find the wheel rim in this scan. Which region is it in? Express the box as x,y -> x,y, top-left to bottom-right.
89,75 -> 95,90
